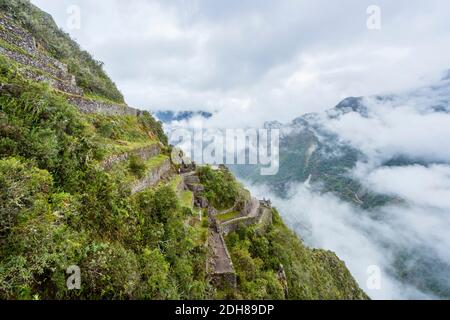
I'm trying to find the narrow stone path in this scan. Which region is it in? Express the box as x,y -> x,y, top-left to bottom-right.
211,230 -> 234,274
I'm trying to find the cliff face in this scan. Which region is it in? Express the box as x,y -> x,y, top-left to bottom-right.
0,1 -> 368,300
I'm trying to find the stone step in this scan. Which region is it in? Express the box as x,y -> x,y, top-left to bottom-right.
184,175 -> 200,184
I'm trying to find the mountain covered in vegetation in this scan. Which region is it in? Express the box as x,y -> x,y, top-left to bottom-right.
0,0 -> 367,300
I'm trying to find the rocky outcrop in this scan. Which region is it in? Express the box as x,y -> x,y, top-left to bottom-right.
102,143 -> 161,170
131,158 -> 171,194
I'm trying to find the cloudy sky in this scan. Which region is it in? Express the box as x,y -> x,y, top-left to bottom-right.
31,0 -> 450,126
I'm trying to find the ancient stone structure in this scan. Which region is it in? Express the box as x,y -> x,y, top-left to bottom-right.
130,158 -> 172,194
0,14 -> 141,117
101,143 -> 162,170
184,173 -> 205,194
67,96 -> 140,116
207,228 -> 237,289
220,198 -> 273,235
0,15 -> 37,55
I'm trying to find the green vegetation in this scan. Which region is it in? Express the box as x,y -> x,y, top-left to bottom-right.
128,154 -> 146,179
215,211 -> 241,222
223,210 -> 369,300
180,190 -> 194,209
0,0 -> 124,103
197,166 -> 244,210
0,51 -> 209,299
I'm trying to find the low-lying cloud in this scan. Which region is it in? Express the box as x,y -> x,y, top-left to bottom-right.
245,182 -> 437,299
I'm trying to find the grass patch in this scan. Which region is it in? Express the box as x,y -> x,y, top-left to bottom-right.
167,175 -> 182,192
84,92 -> 127,107
145,154 -> 169,171
180,190 -> 193,209
215,211 -> 241,222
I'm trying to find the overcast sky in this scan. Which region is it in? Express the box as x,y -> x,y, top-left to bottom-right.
31,0 -> 450,126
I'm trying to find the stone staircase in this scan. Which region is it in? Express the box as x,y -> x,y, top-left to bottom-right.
183,173 -> 205,193
207,224 -> 237,289
183,170 -> 274,289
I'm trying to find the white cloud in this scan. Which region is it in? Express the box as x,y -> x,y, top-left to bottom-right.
31,0 -> 450,126
245,182 -> 435,300
324,93 -> 450,163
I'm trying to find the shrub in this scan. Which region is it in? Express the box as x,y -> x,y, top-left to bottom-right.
197,166 -> 239,209
128,154 -> 146,178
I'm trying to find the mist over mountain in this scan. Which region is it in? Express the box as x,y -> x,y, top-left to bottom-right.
232,72 -> 450,299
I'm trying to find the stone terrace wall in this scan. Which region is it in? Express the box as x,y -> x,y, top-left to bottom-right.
131,158 -> 172,194
67,96 -> 140,117
0,46 -> 71,81
0,15 -> 37,55
208,228 -> 237,289
102,143 -> 161,170
18,66 -> 83,95
0,14 -> 141,117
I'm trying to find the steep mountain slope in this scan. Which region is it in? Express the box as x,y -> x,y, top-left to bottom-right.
0,1 -> 367,300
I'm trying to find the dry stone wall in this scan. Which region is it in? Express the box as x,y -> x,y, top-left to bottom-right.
0,14 -> 141,117
67,96 -> 140,116
207,228 -> 237,289
102,143 -> 162,170
0,15 -> 37,55
131,158 -> 172,195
